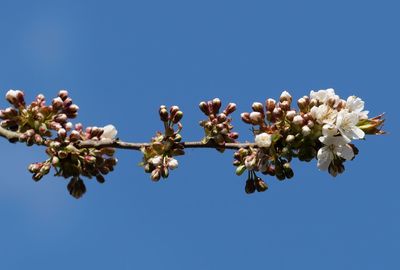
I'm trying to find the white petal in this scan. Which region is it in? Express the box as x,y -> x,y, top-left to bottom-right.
336,145 -> 354,160
317,147 -> 333,171
101,124 -> 118,139
351,126 -> 365,140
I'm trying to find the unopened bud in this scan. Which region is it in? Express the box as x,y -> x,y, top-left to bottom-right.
199,101 -> 209,115
252,102 -> 264,113
279,100 -> 290,111
224,103 -> 236,115
245,179 -> 256,194
297,97 -> 308,112
301,126 -> 311,136
283,163 -> 294,179
293,115 -> 304,126
265,98 -> 276,112
212,98 -> 221,113
52,97 -> 63,109
241,112 -> 251,124
309,98 -> 318,108
151,169 -> 161,182
172,111 -> 183,124
69,130 -> 81,141
170,106 -> 180,116
280,90 -> 292,103
272,107 -> 283,119
255,177 -> 268,192
159,108 -> 169,122
249,112 -> 263,125
58,90 -> 69,100
58,128 -> 67,139
217,113 -> 227,122
85,155 -> 96,164
286,110 -> 296,121
286,134 -> 295,143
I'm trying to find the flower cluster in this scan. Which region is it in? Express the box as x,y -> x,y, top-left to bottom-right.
0,90 -> 79,145
140,105 -> 184,181
199,98 -> 238,151
235,89 -> 384,193
1,90 -> 119,199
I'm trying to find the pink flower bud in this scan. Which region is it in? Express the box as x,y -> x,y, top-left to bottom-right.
52,97 -> 63,109
224,103 -> 236,115
252,102 -> 264,113
292,115 -> 304,126
199,102 -> 209,115
249,112 -> 263,125
280,90 -> 292,103
58,90 -> 69,100
241,112 -> 251,124
212,98 -> 221,113
286,110 -> 296,121
265,98 -> 276,112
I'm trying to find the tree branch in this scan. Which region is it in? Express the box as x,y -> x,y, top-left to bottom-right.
0,126 -> 254,150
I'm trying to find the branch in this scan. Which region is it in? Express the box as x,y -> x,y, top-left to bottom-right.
0,126 -> 254,150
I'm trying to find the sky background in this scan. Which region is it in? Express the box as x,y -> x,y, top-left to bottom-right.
0,0 -> 399,269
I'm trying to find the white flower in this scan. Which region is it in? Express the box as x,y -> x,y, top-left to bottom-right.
292,115 -> 304,125
255,133 -> 272,148
101,124 -> 118,139
310,104 -> 338,125
149,156 -> 162,166
310,88 -> 338,104
336,110 -> 365,140
168,158 -> 179,170
345,95 -> 369,120
317,132 -> 354,171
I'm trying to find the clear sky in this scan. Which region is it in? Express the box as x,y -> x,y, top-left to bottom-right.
0,1 -> 399,269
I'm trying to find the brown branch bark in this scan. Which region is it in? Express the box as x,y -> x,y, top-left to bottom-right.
0,126 -> 254,150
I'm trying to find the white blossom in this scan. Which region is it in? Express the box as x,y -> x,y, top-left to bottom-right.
310,104 -> 338,125
336,110 -> 365,140
345,95 -> 369,120
168,158 -> 179,170
101,124 -> 118,139
255,133 -> 272,148
317,127 -> 354,171
149,156 -> 162,166
309,88 -> 339,104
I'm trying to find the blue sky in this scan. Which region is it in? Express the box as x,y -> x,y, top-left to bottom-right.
0,1 -> 399,269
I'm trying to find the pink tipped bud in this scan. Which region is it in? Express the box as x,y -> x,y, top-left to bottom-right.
217,113 -> 227,122
159,108 -> 169,122
297,97 -> 308,112
69,130 -> 81,141
75,123 -> 83,131
199,101 -> 209,115
265,98 -> 276,112
249,112 -> 263,125
52,97 -> 63,109
280,90 -> 292,103
279,100 -> 290,111
224,103 -> 236,115
292,115 -> 304,126
286,110 -> 296,121
272,107 -> 283,119
6,90 -> 25,107
252,102 -> 264,113
170,106 -> 180,115
241,112 -> 251,124
58,90 -> 69,100
212,98 -> 222,113
68,104 -> 79,114
58,128 -> 67,139
64,122 -> 73,131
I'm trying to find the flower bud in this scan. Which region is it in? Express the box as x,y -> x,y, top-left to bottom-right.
6,90 -> 25,107
283,163 -> 294,179
170,106 -> 180,116
151,169 -> 161,182
255,178 -> 268,192
67,178 -> 86,199
161,166 -> 169,178
212,98 -> 221,114
309,98 -> 318,108
252,102 -> 264,113
172,111 -> 183,124
240,112 -> 251,124
286,134 -> 295,143
279,101 -> 290,111
159,107 -> 169,122
58,90 -> 69,100
58,128 -> 67,139
286,110 -> 296,121
168,158 -> 179,170
217,113 -> 227,122
301,126 -> 311,136
52,97 -> 64,110
249,112 -> 263,125
96,174 -> 105,184
70,130 -> 81,141
224,103 -> 236,115
199,101 -> 209,115
68,104 -> 79,114
272,107 -> 283,119
85,155 -> 97,164
280,90 -> 292,103
32,173 -> 43,182
265,98 -> 276,112
297,97 -> 308,112
292,115 -> 304,126
245,179 -> 256,194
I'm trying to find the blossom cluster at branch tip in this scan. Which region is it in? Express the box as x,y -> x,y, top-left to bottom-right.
234,89 -> 384,194
1,90 -> 79,145
199,98 -> 238,151
1,90 -> 119,199
139,105 -> 184,181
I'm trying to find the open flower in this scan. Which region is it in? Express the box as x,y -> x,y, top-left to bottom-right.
336,110 -> 365,140
345,96 -> 369,120
101,125 -> 118,140
255,133 -> 272,148
317,133 -> 354,171
310,88 -> 338,104
310,104 -> 338,125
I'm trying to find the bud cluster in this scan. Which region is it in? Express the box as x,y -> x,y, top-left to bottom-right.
199,98 -> 238,151
236,89 -> 384,193
0,90 -> 79,145
28,124 -> 118,198
140,105 -> 184,181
